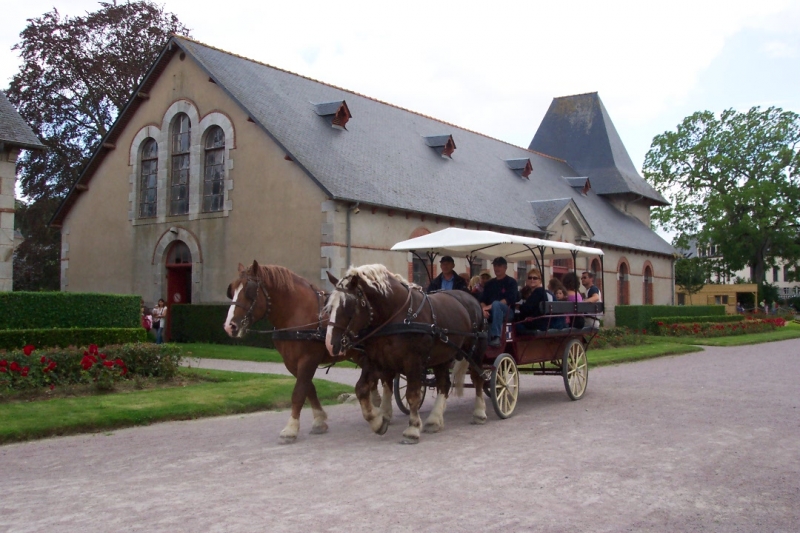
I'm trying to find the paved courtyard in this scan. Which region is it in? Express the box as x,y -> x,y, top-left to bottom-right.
1,339 -> 798,532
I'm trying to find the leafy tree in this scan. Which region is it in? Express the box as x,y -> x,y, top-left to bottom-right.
674,257 -> 707,304
644,107 -> 800,286
5,1 -> 190,290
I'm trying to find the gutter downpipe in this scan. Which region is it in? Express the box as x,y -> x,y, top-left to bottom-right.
346,202 -> 359,268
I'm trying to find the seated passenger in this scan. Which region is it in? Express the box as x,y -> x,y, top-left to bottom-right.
516,269 -> 562,333
426,255 -> 468,293
480,257 -> 519,346
562,272 -> 584,328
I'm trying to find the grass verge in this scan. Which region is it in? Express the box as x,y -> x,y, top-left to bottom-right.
0,368 -> 352,445
646,322 -> 800,347
179,342 -> 359,368
589,342 -> 702,367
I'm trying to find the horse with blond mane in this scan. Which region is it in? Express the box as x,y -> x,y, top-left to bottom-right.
224,261 -> 394,443
326,264 -> 488,444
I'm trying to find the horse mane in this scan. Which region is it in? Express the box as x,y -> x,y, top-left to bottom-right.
252,264 -> 296,291
340,264 -> 412,296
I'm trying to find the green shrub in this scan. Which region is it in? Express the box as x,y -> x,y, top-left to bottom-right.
0,293 -> 140,330
170,304 -> 276,349
648,314 -> 744,332
0,328 -> 146,351
587,327 -> 646,349
615,305 -> 725,330
0,342 -> 182,392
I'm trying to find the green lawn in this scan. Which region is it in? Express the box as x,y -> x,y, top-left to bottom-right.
179,342 -> 358,368
0,368 -> 352,445
649,321 -> 800,347
589,342 -> 702,367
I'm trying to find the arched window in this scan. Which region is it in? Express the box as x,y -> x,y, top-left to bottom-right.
644,265 -> 654,305
139,139 -> 158,218
167,240 -> 192,265
618,262 -> 629,305
412,256 -> 431,287
170,113 -> 191,215
591,258 -> 602,293
203,126 -> 225,212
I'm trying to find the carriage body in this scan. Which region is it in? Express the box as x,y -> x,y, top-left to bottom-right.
390,228 -> 604,418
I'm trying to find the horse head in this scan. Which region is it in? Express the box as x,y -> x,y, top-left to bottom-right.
324,270 -> 377,357
224,260 -> 269,338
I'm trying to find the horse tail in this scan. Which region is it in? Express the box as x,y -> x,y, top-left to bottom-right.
451,359 -> 469,397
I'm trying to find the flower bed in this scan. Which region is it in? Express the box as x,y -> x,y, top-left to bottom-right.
0,342 -> 182,393
587,327 -> 647,349
650,317 -> 786,338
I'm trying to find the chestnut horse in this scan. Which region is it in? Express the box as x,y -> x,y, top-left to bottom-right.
224,261 -> 394,443
325,265 -> 488,444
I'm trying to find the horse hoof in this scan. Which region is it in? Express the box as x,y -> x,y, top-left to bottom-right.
422,423 -> 442,433
279,436 -> 297,444
400,436 -> 419,445
310,423 -> 329,435
377,417 -> 390,435
471,416 -> 487,425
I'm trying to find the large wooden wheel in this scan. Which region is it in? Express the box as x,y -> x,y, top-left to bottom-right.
562,339 -> 588,400
393,374 -> 427,415
490,353 -> 519,419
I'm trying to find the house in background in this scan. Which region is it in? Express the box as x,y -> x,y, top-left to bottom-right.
51,36 -> 676,326
0,90 -> 45,291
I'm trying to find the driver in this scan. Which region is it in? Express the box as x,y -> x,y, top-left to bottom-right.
480,257 -> 519,346
426,255 -> 468,293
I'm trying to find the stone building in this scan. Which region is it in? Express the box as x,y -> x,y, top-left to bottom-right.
51,37 -> 676,325
0,90 -> 45,291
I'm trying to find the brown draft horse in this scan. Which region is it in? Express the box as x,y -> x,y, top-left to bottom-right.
325,264 -> 488,444
224,261 -> 395,443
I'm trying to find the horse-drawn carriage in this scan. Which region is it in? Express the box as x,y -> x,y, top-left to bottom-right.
389,228 -> 604,420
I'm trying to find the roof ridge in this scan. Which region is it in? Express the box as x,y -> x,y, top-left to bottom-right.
552,91 -> 598,100
172,35 -> 566,163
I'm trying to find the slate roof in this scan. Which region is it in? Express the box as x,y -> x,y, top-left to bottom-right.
529,92 -> 667,206
0,91 -> 44,150
530,199 -> 573,229
53,37 -> 676,257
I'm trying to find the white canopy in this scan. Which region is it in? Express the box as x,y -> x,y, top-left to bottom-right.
390,228 -> 603,262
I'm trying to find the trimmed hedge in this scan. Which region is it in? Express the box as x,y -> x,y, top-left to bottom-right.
0,328 -> 147,351
170,304 -> 276,349
615,305 -> 725,330
0,292 -> 140,330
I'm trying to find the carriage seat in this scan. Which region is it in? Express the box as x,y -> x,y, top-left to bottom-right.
539,301 -> 604,315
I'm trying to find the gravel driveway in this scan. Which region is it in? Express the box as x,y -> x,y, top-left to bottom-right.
1,340 -> 798,532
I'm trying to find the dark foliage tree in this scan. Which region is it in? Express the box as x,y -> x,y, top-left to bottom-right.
644,107 -> 800,286
674,257 -> 707,305
12,199 -> 61,291
5,1 -> 190,290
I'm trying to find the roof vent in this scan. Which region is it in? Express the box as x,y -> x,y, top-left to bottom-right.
424,134 -> 456,158
505,158 -> 533,179
564,176 -> 591,195
313,100 -> 352,130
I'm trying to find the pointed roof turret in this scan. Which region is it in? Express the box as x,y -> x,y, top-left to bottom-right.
529,92 -> 667,206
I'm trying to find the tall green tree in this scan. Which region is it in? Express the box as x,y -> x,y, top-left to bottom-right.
643,107 -> 800,285
5,1 -> 190,290
674,257 -> 707,305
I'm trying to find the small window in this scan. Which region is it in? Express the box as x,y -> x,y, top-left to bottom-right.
773,266 -> 780,282
412,256 -> 431,286
170,113 -> 191,216
139,139 -> 158,218
677,293 -> 686,305
167,241 -> 191,264
203,126 -> 225,212
517,262 -> 528,287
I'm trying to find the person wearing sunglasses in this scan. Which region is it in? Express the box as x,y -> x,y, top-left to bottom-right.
517,269 -> 562,333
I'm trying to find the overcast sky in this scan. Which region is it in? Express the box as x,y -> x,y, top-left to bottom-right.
2,0 -> 799,197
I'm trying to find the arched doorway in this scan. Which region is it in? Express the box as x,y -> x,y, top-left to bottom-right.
643,264 -> 654,305
618,261 -> 630,305
165,241 -> 192,340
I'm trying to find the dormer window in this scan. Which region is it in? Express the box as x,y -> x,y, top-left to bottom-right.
505,158 -> 533,179
424,134 -> 456,158
314,100 -> 352,130
564,176 -> 591,195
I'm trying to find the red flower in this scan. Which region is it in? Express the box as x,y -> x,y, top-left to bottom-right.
0,360 -> 7,367
114,358 -> 125,367
102,361 -> 114,368
23,345 -> 35,356
99,353 -> 107,360
88,344 -> 99,355
41,356 -> 48,363
10,361 -> 21,372
47,362 -> 57,371
657,321 -> 664,326
0,367 -> 6,373
120,367 -> 128,376
49,384 -> 55,390
20,367 -> 29,377
80,356 -> 95,371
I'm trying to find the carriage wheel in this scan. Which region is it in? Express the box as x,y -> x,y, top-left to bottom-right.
490,354 -> 519,419
562,339 -> 588,400
393,374 -> 427,415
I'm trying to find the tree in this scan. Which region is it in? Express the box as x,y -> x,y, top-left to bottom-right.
5,1 -> 190,290
674,257 -> 707,305
643,107 -> 800,286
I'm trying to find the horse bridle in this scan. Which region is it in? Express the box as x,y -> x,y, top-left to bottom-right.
230,276 -> 272,332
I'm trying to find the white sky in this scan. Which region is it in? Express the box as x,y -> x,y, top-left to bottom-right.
2,0 -> 800,240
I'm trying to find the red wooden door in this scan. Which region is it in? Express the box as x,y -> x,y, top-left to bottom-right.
166,265 -> 191,341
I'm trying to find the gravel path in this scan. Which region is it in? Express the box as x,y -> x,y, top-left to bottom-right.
1,340 -> 799,532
